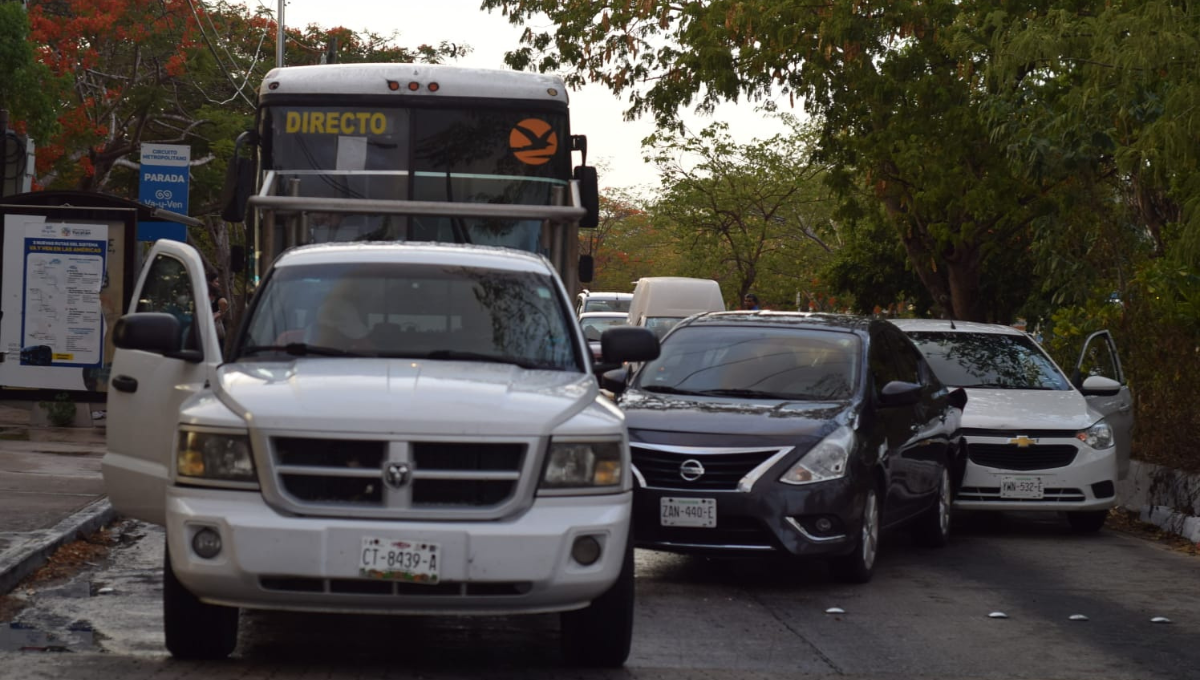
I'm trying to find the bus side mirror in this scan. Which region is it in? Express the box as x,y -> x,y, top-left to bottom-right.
574,165 -> 599,229
578,254 -> 594,283
220,131 -> 256,223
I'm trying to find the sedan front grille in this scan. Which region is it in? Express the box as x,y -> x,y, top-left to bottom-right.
631,444 -> 788,491
958,486 -> 1086,502
967,443 -> 1078,471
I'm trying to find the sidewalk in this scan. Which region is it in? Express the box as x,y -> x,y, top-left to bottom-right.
0,404 -> 112,596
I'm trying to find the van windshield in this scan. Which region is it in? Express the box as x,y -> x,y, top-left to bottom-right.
236,262 -> 581,372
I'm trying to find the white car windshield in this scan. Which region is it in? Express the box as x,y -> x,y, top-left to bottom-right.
906,331 -> 1070,390
634,326 -> 861,400
237,262 -> 580,371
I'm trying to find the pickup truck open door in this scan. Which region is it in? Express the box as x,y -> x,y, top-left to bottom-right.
102,240 -> 223,524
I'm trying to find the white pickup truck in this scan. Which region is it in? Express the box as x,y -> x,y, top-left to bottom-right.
100,240 -> 658,665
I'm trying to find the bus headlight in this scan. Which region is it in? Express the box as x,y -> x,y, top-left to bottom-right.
177,431 -> 257,483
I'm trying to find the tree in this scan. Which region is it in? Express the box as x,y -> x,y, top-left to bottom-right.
646,115 -> 839,310
0,1 -> 64,143
482,0 -> 1054,321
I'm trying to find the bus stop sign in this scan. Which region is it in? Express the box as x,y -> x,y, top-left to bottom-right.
137,143 -> 190,241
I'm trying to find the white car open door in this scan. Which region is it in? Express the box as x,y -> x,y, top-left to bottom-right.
101,240 -> 223,524
1074,330 -> 1134,479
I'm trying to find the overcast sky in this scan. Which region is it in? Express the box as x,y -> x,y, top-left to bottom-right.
238,0 -> 793,196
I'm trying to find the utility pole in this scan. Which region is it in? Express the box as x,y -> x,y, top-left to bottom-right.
275,0 -> 285,68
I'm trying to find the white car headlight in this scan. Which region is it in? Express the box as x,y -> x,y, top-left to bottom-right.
1077,419 -> 1114,449
780,426 -> 855,485
177,430 -> 257,484
540,439 -> 623,490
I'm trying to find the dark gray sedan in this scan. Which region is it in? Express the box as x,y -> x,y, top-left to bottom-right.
605,312 -> 967,583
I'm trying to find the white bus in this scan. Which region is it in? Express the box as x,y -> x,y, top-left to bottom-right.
222,63 -> 598,292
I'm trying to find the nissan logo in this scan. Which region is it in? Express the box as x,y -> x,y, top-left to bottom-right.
383,462 -> 412,489
679,459 -> 705,482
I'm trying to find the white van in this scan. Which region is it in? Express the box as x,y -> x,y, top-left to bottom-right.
626,277 -> 725,339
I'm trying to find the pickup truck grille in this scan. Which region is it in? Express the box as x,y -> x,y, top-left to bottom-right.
267,437 -> 529,518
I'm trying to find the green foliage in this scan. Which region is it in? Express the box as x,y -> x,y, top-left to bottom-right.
0,2 -> 64,142
645,114 -> 841,310
39,392 -> 77,428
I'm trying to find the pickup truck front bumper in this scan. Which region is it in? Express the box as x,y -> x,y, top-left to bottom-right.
165,486 -> 631,615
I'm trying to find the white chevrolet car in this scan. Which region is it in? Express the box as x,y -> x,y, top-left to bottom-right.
892,319 -> 1133,532
101,241 -> 658,664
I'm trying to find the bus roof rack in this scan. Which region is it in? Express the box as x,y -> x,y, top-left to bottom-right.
248,195 -> 586,224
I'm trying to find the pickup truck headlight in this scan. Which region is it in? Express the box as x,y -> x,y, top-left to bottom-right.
780,426 -> 855,485
1077,419 -> 1115,449
540,439 -> 623,490
177,430 -> 257,484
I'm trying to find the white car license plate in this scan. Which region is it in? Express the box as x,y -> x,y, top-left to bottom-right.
1000,475 -> 1045,499
359,537 -> 440,583
660,497 -> 716,527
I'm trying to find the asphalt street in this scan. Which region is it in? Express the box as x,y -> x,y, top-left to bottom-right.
0,511 -> 1196,680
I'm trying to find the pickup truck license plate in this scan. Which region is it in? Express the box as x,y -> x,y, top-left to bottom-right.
660,497 -> 717,527
1000,475 -> 1045,499
359,537 -> 440,583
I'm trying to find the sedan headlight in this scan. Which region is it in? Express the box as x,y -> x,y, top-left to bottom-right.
177,430 -> 257,484
780,426 -> 855,485
1077,419 -> 1114,449
541,439 -> 623,490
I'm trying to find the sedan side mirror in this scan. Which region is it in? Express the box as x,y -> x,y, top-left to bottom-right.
1080,375 -> 1121,397
600,367 -> 629,394
947,387 -> 968,411
878,380 -> 922,407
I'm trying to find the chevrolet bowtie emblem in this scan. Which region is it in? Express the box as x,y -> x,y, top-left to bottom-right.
1009,436 -> 1038,448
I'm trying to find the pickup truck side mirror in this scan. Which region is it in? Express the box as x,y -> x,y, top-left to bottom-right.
878,380 -> 922,407
113,313 -> 202,363
599,326 -> 659,365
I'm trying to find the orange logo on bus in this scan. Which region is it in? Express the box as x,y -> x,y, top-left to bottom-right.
509,118 -> 557,165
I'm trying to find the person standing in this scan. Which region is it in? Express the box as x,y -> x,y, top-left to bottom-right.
210,276 -> 229,341
741,293 -> 761,310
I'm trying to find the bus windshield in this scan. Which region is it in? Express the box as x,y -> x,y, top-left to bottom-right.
265,105 -> 570,251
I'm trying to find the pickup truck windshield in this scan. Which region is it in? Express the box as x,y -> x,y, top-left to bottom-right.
236,262 -> 580,371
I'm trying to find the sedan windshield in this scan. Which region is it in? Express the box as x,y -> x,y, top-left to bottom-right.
906,331 -> 1070,390
237,262 -> 580,371
633,326 -> 861,400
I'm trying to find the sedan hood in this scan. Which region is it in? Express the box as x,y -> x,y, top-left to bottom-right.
215,359 -> 594,435
961,388 -> 1096,431
619,388 -> 852,442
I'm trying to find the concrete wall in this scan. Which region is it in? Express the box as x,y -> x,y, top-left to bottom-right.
1116,460 -> 1200,543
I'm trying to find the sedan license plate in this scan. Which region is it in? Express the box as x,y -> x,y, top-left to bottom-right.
1000,475 -> 1045,499
359,537 -> 440,583
660,497 -> 717,527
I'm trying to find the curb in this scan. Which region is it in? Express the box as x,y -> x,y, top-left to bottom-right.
0,498 -> 116,597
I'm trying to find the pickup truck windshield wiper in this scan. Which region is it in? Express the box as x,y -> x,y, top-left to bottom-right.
241,343 -> 365,358
425,350 -> 549,370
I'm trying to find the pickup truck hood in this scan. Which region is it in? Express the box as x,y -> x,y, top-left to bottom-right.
215,359 -> 594,436
961,388 -> 1096,431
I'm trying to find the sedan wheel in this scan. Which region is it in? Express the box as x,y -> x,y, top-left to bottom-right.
832,488 -> 880,584
913,468 -> 952,548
